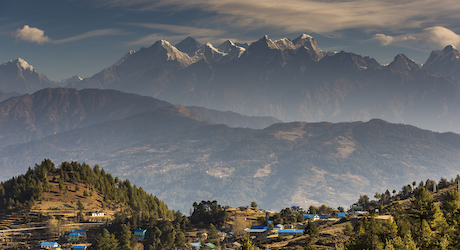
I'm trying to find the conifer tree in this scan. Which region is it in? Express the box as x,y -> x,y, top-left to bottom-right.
95,228 -> 119,250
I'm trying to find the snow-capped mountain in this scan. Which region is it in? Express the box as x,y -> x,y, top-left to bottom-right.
423,45 -> 460,80
0,34 -> 455,134
0,58 -> 55,93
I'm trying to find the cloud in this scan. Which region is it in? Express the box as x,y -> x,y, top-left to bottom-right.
11,25 -> 121,45
98,0 -> 460,35
125,23 -> 225,45
373,26 -> 460,48
12,25 -> 50,44
54,29 -> 121,44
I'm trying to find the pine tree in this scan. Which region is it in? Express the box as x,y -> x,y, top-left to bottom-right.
242,236 -> 254,250
118,224 -> 134,250
95,228 -> 119,250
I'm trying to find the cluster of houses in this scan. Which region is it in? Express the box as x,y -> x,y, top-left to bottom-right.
40,241 -> 87,250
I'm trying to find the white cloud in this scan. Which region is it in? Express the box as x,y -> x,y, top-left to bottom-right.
12,25 -> 50,44
373,26 -> 460,49
125,23 -> 225,45
54,29 -> 121,44
11,25 -> 121,45
98,0 -> 460,35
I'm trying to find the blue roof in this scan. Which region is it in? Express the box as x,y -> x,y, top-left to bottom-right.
41,242 -> 59,246
303,214 -> 318,218
319,214 -> 329,218
134,228 -> 147,233
72,246 -> 87,249
72,229 -> 86,233
267,220 -> 273,225
69,232 -> 80,236
278,229 -> 304,233
336,212 -> 347,217
246,228 -> 267,233
191,242 -> 201,248
251,225 -> 268,229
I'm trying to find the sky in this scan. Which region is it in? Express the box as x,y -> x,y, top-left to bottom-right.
2,0 -> 460,81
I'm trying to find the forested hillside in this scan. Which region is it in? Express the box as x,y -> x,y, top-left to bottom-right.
339,176 -> 460,249
0,159 -> 173,219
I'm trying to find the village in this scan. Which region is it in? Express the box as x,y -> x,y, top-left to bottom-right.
26,203 -> 377,250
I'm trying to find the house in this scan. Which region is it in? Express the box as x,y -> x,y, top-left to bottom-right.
134,228 -> 147,240
277,229 -> 304,237
219,232 -> 227,240
71,229 -> 86,236
68,232 -> 80,241
40,241 -> 61,249
273,224 -> 284,231
335,212 -> 347,218
88,211 -> 105,217
303,214 -> 320,221
191,242 -> 201,249
319,214 -> 329,219
72,245 -> 87,250
244,228 -> 268,236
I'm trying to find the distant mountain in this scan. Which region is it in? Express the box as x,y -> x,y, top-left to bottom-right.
1,105 -> 459,211
187,106 -> 281,129
0,58 -> 55,93
68,35 -> 460,134
0,88 -> 170,148
0,88 -> 281,148
423,45 -> 460,80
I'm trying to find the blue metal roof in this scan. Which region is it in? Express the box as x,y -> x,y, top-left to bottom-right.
72,229 -> 86,233
278,229 -> 304,233
245,228 -> 267,233
336,212 -> 347,217
41,242 -> 59,246
134,228 -> 147,233
303,214 -> 318,218
251,225 -> 268,229
69,233 -> 80,236
72,246 -> 87,249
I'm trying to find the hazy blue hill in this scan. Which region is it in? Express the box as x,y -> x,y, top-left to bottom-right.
0,88 -> 282,148
0,88 -> 171,148
0,105 -> 459,211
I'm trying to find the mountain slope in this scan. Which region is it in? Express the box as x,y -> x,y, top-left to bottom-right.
1,105 -> 459,212
0,58 -> 55,94
0,88 -> 282,148
0,88 -> 170,148
67,35 -> 460,134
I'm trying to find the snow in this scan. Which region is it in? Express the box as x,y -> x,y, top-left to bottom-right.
16,58 -> 34,71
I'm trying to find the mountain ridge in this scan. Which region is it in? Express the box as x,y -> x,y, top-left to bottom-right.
1,104 -> 459,211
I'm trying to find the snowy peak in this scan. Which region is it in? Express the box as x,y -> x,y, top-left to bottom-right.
274,38 -> 295,50
16,58 -> 34,71
175,36 -> 204,56
292,34 -> 323,60
148,39 -> 193,66
424,45 -> 460,66
387,54 -> 421,73
2,58 -> 35,72
217,40 -> 246,59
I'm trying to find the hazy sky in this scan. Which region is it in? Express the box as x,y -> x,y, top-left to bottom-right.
2,0 -> 460,81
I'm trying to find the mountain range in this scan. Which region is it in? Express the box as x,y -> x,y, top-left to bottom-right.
1,34 -> 460,211
0,89 -> 459,211
2,35 -> 460,133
